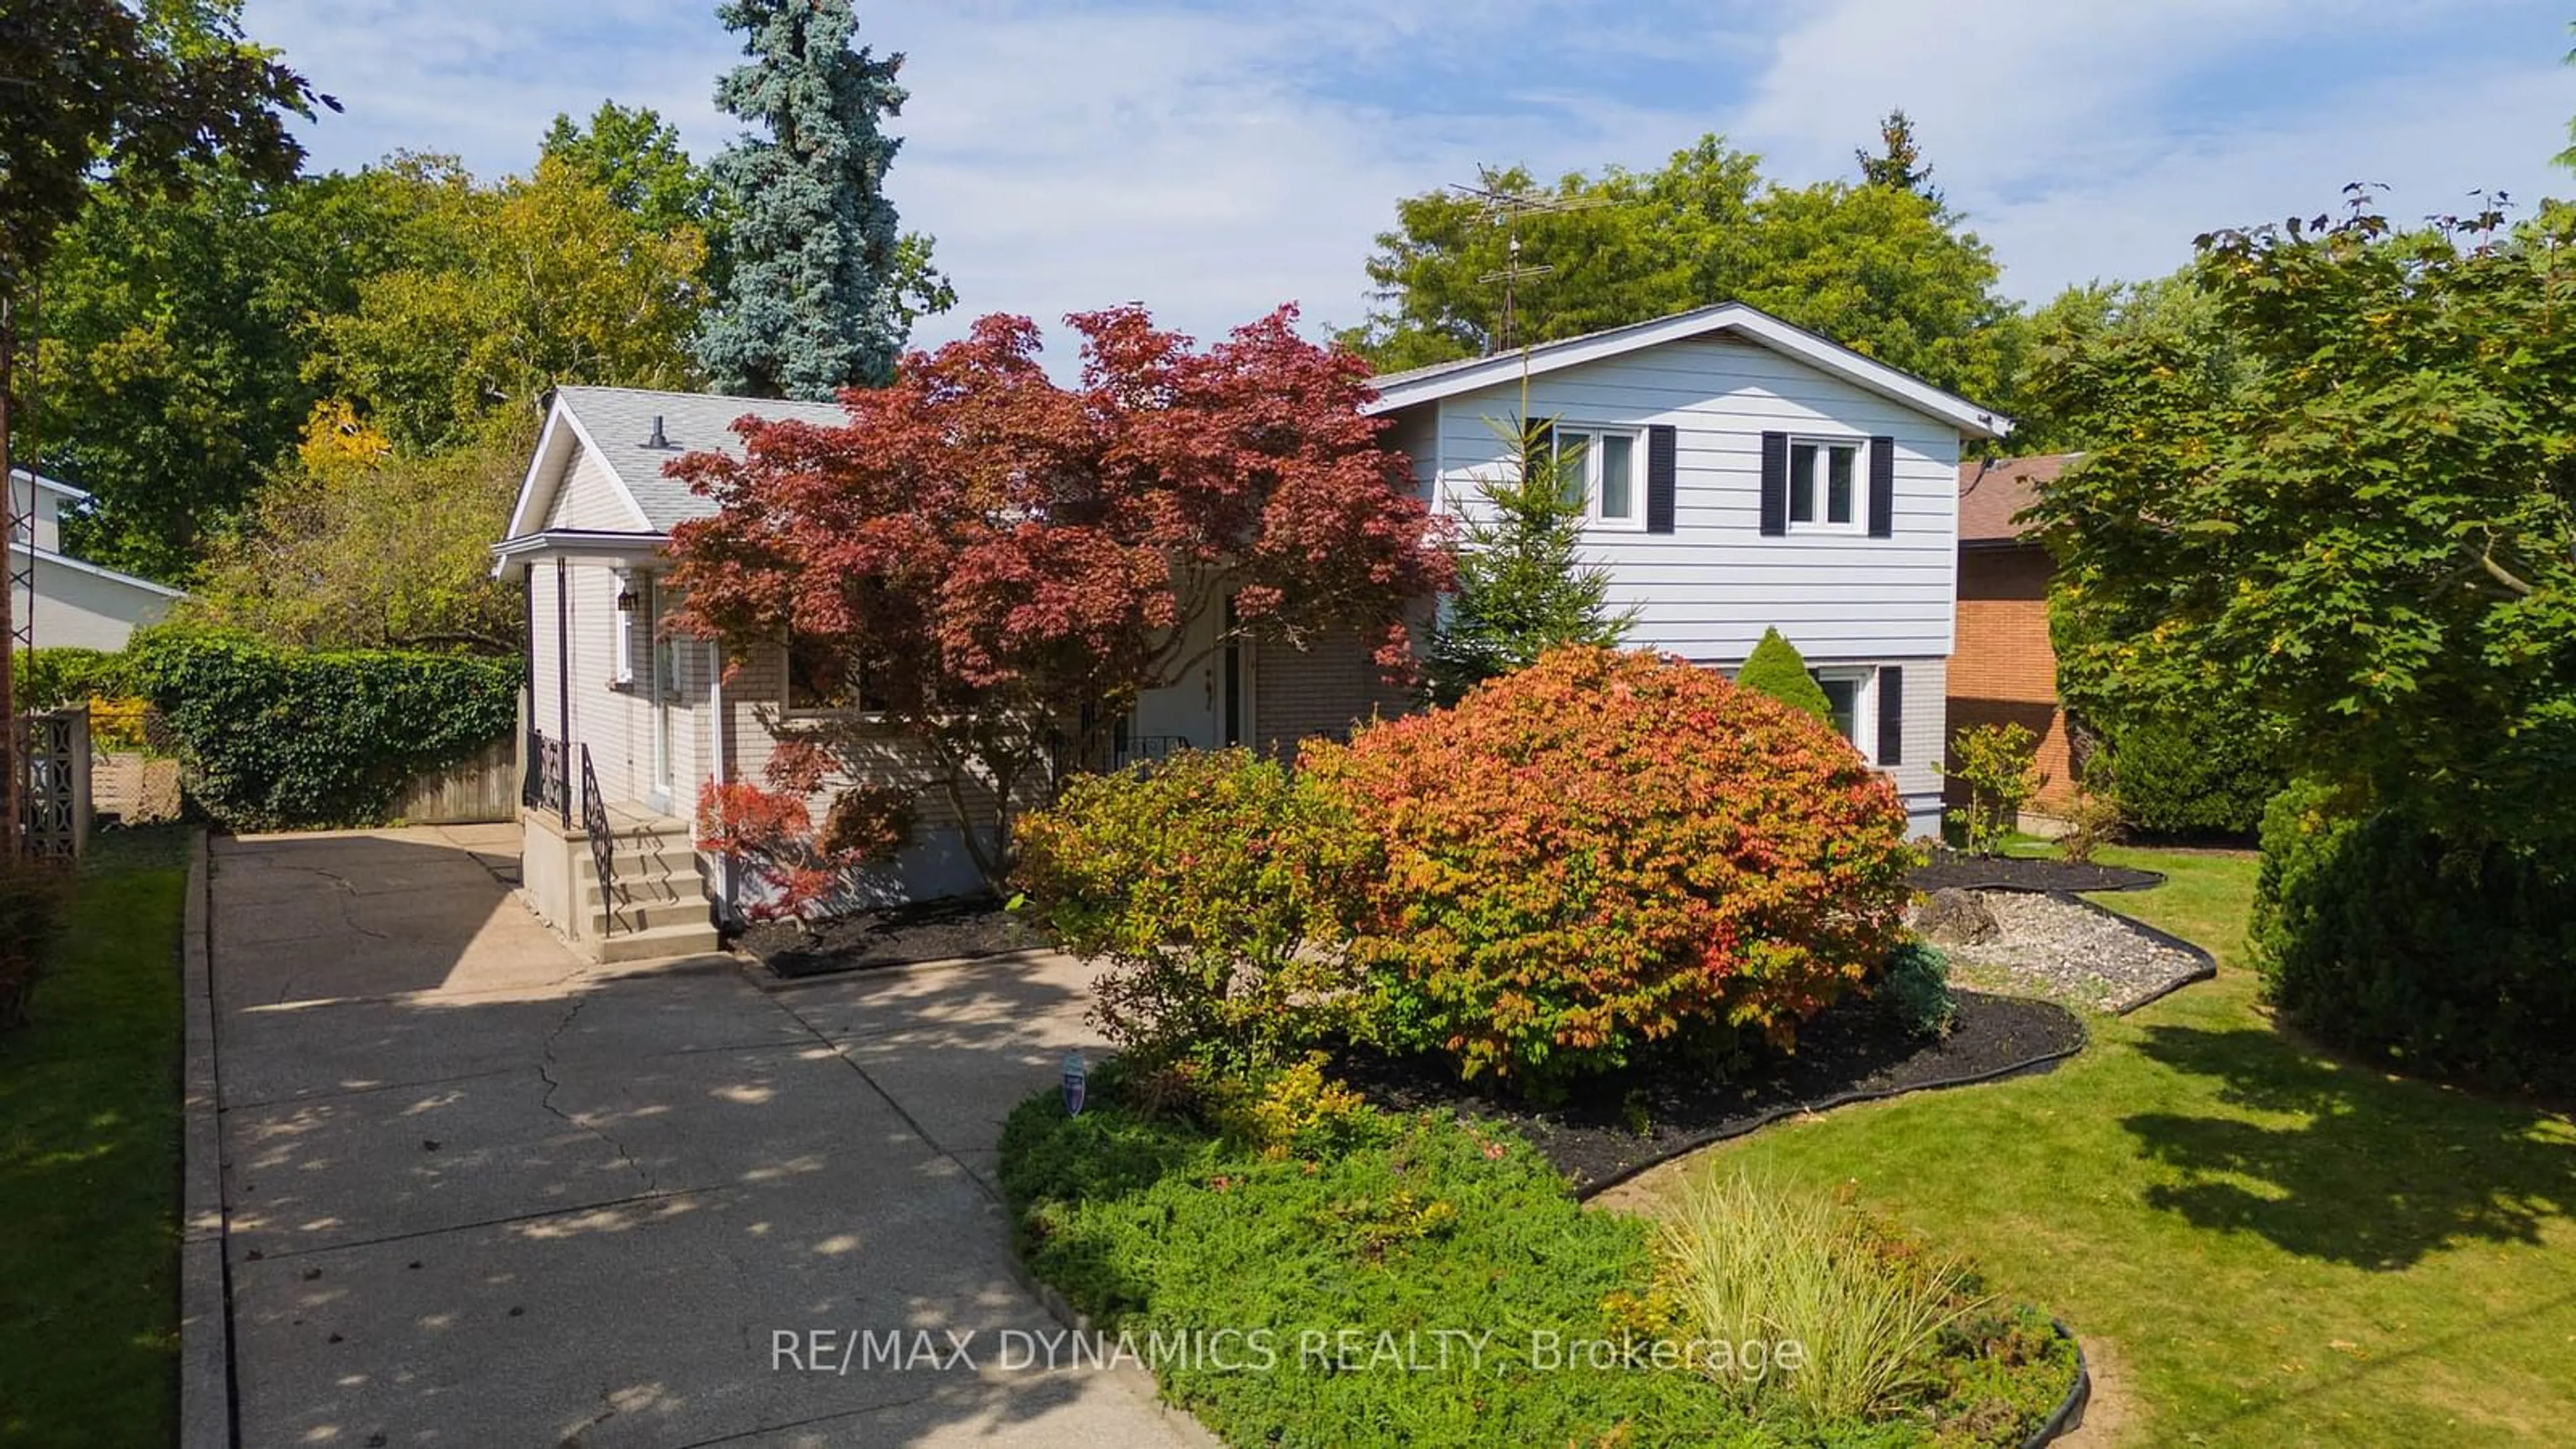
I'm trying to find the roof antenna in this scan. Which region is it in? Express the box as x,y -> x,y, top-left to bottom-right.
645,415 -> 670,449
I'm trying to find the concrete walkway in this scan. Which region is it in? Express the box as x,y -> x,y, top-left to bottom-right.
205,826 -> 1197,1448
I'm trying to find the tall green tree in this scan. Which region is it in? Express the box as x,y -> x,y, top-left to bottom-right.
1856,107 -> 1939,202
308,156 -> 708,452
540,101 -> 716,237
696,0 -> 942,399
2010,271 -> 2249,452
1343,133 -> 2021,404
34,167 -> 318,578
0,0 -> 323,294
2027,194 -> 2576,845
1,0 -> 323,843
1424,423 -> 1633,704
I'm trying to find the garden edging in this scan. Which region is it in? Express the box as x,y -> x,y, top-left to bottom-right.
2024,1322 -> 2093,1448
2059,892 -> 2221,1013
1570,1012 -> 2090,1201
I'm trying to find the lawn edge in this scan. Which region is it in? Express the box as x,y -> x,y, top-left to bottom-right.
176,827 -> 233,1449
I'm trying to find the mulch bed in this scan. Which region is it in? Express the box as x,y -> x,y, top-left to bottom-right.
1334,989 -> 2086,1194
1909,850 -> 2163,895
738,897 -> 1048,979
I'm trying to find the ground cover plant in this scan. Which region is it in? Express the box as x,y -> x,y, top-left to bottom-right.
0,826 -> 192,1445
1632,844 -> 2576,1446
1000,1073 -> 2078,1448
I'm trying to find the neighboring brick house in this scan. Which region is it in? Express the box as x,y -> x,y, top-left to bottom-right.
1947,454 -> 2079,816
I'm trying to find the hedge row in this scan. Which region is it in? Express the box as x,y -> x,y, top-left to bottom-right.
10,647 -> 136,711
128,629 -> 520,830
2253,780 -> 2576,1098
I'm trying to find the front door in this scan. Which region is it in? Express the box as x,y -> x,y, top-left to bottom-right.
1122,599 -> 1232,767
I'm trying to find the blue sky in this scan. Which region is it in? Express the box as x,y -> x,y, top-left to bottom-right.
239,0 -> 2576,356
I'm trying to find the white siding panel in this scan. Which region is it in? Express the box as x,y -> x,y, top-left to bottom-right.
544,445 -> 649,531
1422,335 -> 1960,663
12,551 -> 176,651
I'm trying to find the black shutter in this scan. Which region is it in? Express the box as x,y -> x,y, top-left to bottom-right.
1646,424 -> 1677,533
1867,435 -> 1896,538
1759,431 -> 1789,536
1876,666 -> 1904,766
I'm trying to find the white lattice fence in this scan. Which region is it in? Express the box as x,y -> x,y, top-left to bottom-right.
14,708 -> 90,859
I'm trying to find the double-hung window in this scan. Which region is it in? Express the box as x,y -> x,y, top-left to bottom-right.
1548,426 -> 1644,529
1813,665 -> 1880,764
1788,437 -> 1864,533
786,636 -> 890,718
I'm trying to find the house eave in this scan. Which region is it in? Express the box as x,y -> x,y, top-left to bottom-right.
489,528 -> 670,580
1359,302 -> 2014,441
9,538 -> 189,598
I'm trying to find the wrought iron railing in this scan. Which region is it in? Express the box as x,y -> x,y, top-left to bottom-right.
524,729 -> 568,824
579,744 -> 621,936
1110,733 -> 1193,771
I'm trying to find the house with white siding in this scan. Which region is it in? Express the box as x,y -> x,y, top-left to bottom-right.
493,305 -> 2004,961
1364,303 -> 2009,839
9,468 -> 186,653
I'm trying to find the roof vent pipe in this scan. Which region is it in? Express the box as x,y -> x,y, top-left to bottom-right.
646,415 -> 670,449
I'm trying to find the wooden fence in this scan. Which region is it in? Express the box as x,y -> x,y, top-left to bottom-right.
388,735 -> 520,825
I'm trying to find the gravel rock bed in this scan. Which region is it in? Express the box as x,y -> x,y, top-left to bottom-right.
1931,890 -> 2214,1014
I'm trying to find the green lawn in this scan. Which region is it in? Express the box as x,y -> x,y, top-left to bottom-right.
1627,844 -> 2576,1446
0,827 -> 193,1448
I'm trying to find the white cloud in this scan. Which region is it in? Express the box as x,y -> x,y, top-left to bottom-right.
241,0 -> 2576,356
1725,0 -> 2575,301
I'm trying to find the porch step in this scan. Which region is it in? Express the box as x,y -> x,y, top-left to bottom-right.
591,918 -> 725,965
585,895 -> 714,937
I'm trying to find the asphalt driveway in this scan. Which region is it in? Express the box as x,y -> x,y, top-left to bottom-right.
205,825 -> 1193,1448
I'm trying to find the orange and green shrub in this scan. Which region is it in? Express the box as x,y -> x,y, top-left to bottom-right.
1303,645 -> 1918,1091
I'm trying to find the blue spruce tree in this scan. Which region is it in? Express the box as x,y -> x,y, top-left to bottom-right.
698,0 -> 914,399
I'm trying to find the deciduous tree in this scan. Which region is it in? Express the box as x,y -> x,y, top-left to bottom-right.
1342,134 -> 2022,405
666,305 -> 1453,887
309,156 -> 707,452
2027,191 -> 2576,845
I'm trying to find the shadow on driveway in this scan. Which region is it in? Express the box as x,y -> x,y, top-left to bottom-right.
209,826 -> 1189,1448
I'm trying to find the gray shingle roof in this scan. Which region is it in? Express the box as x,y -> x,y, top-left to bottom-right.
553,384 -> 849,532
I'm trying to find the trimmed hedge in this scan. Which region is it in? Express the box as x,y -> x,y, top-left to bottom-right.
10,648 -> 136,711
1734,626 -> 1834,722
2253,780 -> 2576,1097
1303,646 -> 1917,1093
128,629 -> 519,830
2096,706 -> 2288,839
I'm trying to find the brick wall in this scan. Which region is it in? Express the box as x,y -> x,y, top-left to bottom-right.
1947,543 -> 2076,810
1253,629 -> 1419,762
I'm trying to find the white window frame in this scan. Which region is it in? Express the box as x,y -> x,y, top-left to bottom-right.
1812,665 -> 1880,765
610,569 -> 643,688
781,637 -> 890,724
1552,424 -> 1648,532
1786,435 -> 1866,536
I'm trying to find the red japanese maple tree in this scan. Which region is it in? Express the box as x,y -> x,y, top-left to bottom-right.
665,304 -> 1452,889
